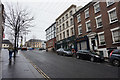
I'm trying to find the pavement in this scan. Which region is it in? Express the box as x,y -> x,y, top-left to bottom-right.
0,49 -> 45,80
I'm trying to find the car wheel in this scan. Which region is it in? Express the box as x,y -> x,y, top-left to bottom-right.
76,55 -> 80,59
112,59 -> 120,67
90,57 -> 94,62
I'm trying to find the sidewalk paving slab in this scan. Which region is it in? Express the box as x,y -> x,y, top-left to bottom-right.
1,49 -> 44,79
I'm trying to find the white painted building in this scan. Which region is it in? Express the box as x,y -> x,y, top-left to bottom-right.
56,5 -> 77,49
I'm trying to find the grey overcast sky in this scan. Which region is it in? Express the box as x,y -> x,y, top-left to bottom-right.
1,0 -> 92,41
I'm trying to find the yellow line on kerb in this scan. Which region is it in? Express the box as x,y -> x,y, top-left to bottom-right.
22,53 -> 51,80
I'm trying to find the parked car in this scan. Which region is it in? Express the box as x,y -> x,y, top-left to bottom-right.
39,48 -> 45,50
56,48 -> 64,55
63,49 -> 73,56
109,49 -> 120,67
76,50 -> 104,62
21,47 -> 27,51
28,47 -> 34,50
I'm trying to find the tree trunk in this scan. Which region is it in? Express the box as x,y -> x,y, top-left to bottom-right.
14,31 -> 17,58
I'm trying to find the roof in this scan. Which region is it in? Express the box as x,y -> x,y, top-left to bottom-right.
45,22 -> 56,31
56,4 -> 76,21
27,39 -> 46,42
73,1 -> 95,16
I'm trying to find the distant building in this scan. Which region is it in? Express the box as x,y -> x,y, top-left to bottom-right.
45,22 -> 56,51
25,39 -> 46,49
2,40 -> 13,49
0,3 -> 5,52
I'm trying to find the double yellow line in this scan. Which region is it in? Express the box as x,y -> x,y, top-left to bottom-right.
22,53 -> 51,80
30,61 -> 51,80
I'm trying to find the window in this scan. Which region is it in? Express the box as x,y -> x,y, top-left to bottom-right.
108,7 -> 118,23
62,24 -> 65,30
70,18 -> 73,26
77,14 -> 81,23
78,24 -> 82,35
66,14 -> 68,19
98,32 -> 105,45
94,2 -> 100,13
60,33 -> 62,40
59,19 -> 61,24
62,17 -> 64,22
56,22 -> 58,26
60,26 -> 61,31
63,32 -> 65,39
106,0 -> 114,6
85,20 -> 91,32
71,27 -> 74,35
70,10 -> 72,17
111,27 -> 120,43
95,15 -> 103,28
66,21 -> 69,27
67,30 -> 69,37
85,8 -> 89,19
56,28 -> 58,33
54,32 -> 56,37
57,35 -> 59,41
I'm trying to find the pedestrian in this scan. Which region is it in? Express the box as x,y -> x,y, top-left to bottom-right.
8,45 -> 14,60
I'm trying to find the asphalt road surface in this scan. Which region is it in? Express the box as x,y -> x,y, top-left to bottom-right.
21,50 -> 120,78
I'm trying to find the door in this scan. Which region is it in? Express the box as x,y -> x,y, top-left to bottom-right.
91,38 -> 96,51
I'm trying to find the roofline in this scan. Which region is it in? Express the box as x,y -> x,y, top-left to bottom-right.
45,22 -> 56,31
56,4 -> 76,21
73,1 -> 94,16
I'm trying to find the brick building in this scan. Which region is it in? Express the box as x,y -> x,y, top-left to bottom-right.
73,1 -> 120,57
45,22 -> 56,51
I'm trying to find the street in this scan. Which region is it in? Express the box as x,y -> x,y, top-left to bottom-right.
21,50 -> 120,78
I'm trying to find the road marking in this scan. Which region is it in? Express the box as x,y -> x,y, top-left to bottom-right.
30,62 -> 51,80
22,52 -> 51,80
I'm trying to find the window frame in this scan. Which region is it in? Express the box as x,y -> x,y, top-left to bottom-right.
77,13 -> 81,23
94,1 -> 100,13
107,7 -> 118,24
111,27 -> 120,44
98,32 -> 106,46
67,29 -> 69,37
85,20 -> 91,32
95,14 -> 103,28
70,18 -> 73,26
78,24 -> 82,35
71,27 -> 74,36
106,0 -> 115,7
84,8 -> 89,19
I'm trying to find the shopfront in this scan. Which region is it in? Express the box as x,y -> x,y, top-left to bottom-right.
56,35 -> 76,50
76,35 -> 90,51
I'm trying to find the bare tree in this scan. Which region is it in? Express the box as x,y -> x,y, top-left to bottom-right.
4,3 -> 34,57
